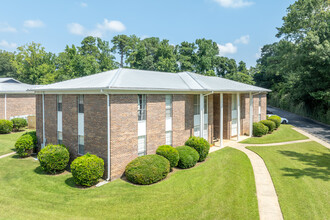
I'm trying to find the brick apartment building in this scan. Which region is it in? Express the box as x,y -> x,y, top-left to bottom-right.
32,68 -> 270,180
0,78 -> 37,120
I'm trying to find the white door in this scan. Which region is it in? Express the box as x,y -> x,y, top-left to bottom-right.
231,94 -> 237,136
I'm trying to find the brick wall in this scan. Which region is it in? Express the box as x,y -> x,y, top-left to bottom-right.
0,94 -> 36,119
253,93 -> 267,122
44,95 -> 57,145
36,95 -> 43,146
172,94 -> 194,147
240,94 -> 250,135
146,94 -> 166,154
261,94 -> 267,120
223,94 -> 231,139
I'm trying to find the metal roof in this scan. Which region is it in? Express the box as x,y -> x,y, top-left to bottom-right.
0,78 -> 38,93
31,68 -> 271,93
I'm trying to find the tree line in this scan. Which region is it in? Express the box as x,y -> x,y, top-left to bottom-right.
254,0 -> 329,124
0,36 -> 253,85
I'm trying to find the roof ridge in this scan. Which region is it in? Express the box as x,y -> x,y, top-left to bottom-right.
184,72 -> 206,90
107,68 -> 122,88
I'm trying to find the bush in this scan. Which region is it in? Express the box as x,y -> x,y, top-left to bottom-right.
176,146 -> 199,169
253,122 -> 269,137
156,145 -> 179,168
11,118 -> 28,131
71,153 -> 104,186
125,155 -> 170,185
0,119 -> 13,134
15,135 -> 34,157
22,131 -> 37,148
37,144 -> 70,174
185,136 -> 210,162
260,120 -> 276,133
268,115 -> 281,128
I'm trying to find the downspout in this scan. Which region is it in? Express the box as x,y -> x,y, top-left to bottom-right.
101,89 -> 111,181
203,91 -> 214,97
42,92 -> 46,148
4,93 -> 7,119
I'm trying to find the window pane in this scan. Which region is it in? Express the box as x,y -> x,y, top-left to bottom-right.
138,95 -> 146,121
57,95 -> 62,112
79,104 -> 84,113
138,136 -> 146,156
78,135 -> 84,155
166,109 -> 172,118
204,96 -> 208,113
165,131 -> 172,146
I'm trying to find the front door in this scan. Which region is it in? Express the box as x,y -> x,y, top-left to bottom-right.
231,94 -> 237,136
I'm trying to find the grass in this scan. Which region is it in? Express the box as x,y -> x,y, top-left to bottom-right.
0,147 -> 258,220
248,142 -> 330,220
240,124 -> 308,144
0,129 -> 32,156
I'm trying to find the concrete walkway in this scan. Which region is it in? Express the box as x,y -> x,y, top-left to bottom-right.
0,152 -> 15,159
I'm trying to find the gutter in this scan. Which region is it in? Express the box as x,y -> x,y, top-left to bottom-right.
101,89 -> 111,181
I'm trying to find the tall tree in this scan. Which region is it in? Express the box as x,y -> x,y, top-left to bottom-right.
195,38 -> 219,74
176,41 -> 197,72
0,50 -> 16,78
111,34 -> 133,67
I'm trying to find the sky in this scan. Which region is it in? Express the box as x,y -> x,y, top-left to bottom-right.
0,0 -> 295,67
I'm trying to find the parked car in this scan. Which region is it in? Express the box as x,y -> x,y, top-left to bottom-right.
266,110 -> 273,114
267,114 -> 289,124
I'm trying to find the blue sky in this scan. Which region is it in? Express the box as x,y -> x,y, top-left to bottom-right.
0,0 -> 295,67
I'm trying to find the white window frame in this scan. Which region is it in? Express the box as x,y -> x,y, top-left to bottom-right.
78,95 -> 85,155
165,95 -> 173,145
138,94 -> 147,156
258,94 -> 261,121
193,95 -> 201,136
57,95 -> 63,145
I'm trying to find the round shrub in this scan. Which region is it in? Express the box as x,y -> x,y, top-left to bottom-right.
0,119 -> 13,134
125,155 -> 170,185
253,122 -> 269,137
11,118 -> 28,131
185,136 -> 210,162
15,135 -> 34,157
176,146 -> 199,169
260,120 -> 276,133
22,131 -> 37,148
156,145 -> 179,168
268,115 -> 281,128
37,144 -> 70,174
71,153 -> 104,186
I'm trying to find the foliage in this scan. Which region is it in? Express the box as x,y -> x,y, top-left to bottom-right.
71,153 -> 104,186
156,145 -> 179,168
15,135 -> 34,157
176,146 -> 199,169
125,155 -> 170,185
22,130 -> 37,148
252,122 -> 268,137
268,115 -> 282,128
0,50 -> 16,78
37,144 -> 70,174
185,136 -> 210,162
0,119 -> 13,134
11,118 -> 28,131
260,120 -> 276,133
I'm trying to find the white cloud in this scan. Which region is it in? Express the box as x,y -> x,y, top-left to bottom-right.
0,22 -> 17,32
96,19 -> 126,32
23,20 -> 45,28
67,23 -> 85,35
80,2 -> 88,7
234,35 -> 250,44
255,47 -> 262,58
0,40 -> 17,49
214,0 -> 254,8
67,19 -> 126,37
217,43 -> 237,56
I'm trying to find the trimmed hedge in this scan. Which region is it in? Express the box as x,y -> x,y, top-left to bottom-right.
37,144 -> 70,174
11,118 -> 28,131
22,131 -> 37,148
253,122 -> 269,137
125,155 -> 170,185
268,115 -> 281,128
15,135 -> 34,157
156,145 -> 179,168
0,119 -> 13,134
185,136 -> 210,162
176,146 -> 199,169
260,120 -> 276,133
71,153 -> 104,186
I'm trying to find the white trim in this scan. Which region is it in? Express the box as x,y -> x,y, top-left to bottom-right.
4,94 -> 6,119
249,92 -> 253,137
220,93 -> 223,147
42,93 -> 46,148
237,93 -> 240,141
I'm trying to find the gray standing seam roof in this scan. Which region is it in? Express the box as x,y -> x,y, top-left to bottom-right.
31,68 -> 271,93
0,78 -> 39,93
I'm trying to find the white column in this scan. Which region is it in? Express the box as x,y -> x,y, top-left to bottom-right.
220,93 -> 223,147
4,94 -> 7,119
200,94 -> 204,138
249,92 -> 253,137
237,93 -> 240,141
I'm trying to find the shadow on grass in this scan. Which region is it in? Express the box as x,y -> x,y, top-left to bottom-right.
278,150 -> 330,181
65,177 -> 77,188
34,166 -> 47,175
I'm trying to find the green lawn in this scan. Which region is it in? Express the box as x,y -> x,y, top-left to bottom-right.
240,124 -> 308,144
0,129 -> 32,156
0,147 -> 258,219
248,142 -> 330,220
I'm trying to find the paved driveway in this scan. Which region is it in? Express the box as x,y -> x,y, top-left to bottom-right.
267,106 -> 330,144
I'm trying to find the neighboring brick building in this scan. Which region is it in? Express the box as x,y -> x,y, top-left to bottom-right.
0,78 -> 37,120
32,68 -> 270,180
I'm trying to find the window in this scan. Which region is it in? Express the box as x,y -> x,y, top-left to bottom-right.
138,136 -> 146,156
204,96 -> 208,138
165,95 -> 173,145
165,95 -> 172,118
78,135 -> 84,155
78,95 -> 84,113
138,94 -> 146,121
166,131 -> 172,145
57,95 -> 62,112
57,132 -> 63,145
258,94 -> 261,121
193,95 -> 200,115
57,95 -> 63,145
